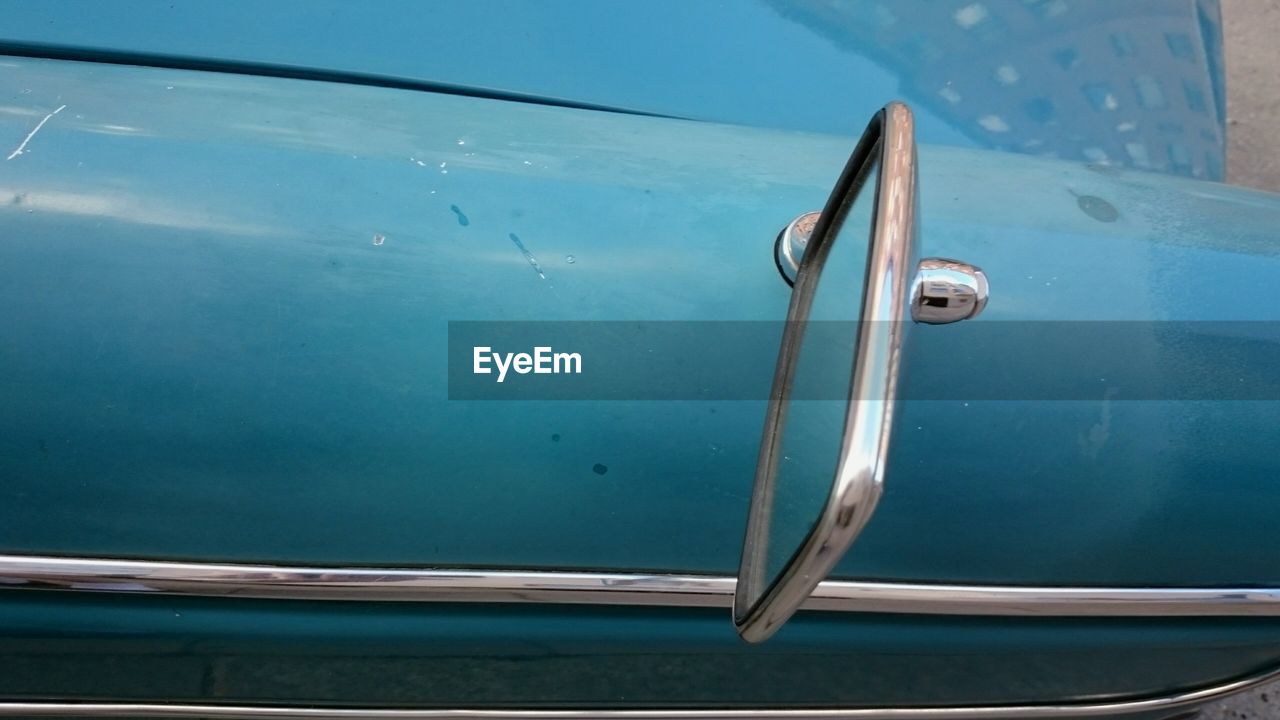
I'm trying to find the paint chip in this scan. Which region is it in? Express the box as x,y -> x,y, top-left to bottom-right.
954,3 -> 989,28
978,114 -> 1010,133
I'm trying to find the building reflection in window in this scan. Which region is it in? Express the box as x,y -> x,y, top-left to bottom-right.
767,0 -> 1226,179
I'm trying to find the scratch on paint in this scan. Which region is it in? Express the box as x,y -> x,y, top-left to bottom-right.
6,104 -> 67,161
508,233 -> 546,280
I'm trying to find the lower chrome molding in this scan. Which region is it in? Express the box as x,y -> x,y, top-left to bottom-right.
0,660 -> 1276,720
1,554 -> 1280,617
1,555 -> 1278,717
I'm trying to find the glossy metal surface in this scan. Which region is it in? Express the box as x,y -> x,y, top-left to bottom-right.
4,554 -> 1280,617
0,657 -> 1276,718
774,211 -> 820,286
737,104 -> 917,642
0,0 -> 1227,178
910,258 -> 989,324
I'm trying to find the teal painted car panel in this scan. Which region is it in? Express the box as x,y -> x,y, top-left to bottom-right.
0,0 -> 1227,178
1,55 -> 1279,708
4,590 -> 1280,707
2,56 -> 1278,586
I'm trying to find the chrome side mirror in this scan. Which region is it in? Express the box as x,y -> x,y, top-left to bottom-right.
739,103 -> 990,644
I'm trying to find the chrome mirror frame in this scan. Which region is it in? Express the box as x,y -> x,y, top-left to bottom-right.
735,102 -> 918,643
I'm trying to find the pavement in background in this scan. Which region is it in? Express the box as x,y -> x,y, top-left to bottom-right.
1222,0 -> 1280,192
1194,4 -> 1279,718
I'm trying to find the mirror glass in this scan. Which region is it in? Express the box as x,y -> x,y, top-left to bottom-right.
743,148 -> 882,612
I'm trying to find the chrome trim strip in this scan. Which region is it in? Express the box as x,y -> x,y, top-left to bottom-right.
3,554 -> 1280,616
0,661 -> 1277,718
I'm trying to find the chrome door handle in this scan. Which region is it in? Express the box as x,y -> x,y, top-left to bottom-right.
911,257 -> 989,324
777,214 -> 988,325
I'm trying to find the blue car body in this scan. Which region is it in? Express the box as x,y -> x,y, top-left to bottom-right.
0,1 -> 1277,717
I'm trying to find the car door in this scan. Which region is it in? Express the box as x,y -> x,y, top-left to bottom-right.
2,55 -> 1280,715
